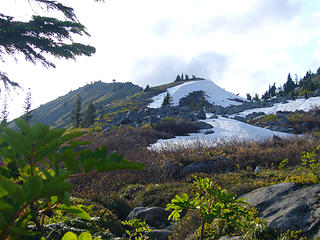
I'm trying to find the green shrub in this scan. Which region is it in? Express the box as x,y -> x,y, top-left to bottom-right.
0,119 -> 143,239
121,219 -> 151,240
262,114 -> 278,122
134,182 -> 192,208
166,176 -> 255,240
61,231 -> 100,240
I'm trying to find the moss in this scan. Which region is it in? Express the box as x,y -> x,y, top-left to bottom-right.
133,182 -> 192,208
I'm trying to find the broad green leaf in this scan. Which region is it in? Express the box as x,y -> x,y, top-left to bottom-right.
79,232 -> 92,240
62,232 -> 78,240
57,205 -> 91,220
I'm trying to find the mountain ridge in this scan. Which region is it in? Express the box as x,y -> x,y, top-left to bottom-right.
21,81 -> 143,128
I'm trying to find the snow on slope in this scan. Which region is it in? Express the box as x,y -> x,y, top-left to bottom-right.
235,96 -> 320,117
149,117 -> 294,150
148,79 -> 245,108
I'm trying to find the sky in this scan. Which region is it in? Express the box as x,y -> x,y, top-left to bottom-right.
2,0 -> 320,120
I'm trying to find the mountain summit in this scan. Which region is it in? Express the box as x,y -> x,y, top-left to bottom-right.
148,79 -> 245,108
29,81 -> 142,128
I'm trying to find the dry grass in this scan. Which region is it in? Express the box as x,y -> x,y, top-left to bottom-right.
71,127 -> 320,204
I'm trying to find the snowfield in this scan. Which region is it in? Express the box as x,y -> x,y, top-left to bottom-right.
235,96 -> 320,117
148,117 -> 295,151
148,79 -> 245,108
146,79 -> 318,150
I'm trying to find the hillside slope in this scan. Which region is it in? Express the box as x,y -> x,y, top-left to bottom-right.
29,81 -> 142,128
148,79 -> 245,108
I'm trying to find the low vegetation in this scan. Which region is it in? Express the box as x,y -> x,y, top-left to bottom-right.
1,118 -> 320,239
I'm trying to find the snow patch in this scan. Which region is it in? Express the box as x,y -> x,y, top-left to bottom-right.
148,117 -> 294,151
235,96 -> 320,117
148,79 -> 245,108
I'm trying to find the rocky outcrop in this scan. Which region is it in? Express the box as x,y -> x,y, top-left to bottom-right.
240,182 -> 320,237
148,229 -> 173,240
180,159 -> 230,176
127,207 -> 172,229
127,207 -> 173,240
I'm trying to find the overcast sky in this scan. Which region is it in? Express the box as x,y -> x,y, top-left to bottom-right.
2,0 -> 320,120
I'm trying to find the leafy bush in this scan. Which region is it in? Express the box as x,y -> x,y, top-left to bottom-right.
0,119 -> 143,239
62,231 -> 100,240
134,182 -> 192,208
121,219 -> 151,240
166,176 -> 254,240
261,114 -> 278,123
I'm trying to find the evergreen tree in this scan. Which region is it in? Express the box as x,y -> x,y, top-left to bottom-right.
144,84 -> 151,92
283,73 -> 296,95
269,83 -> 276,97
71,95 -> 82,128
175,75 -> 181,82
253,93 -> 260,101
181,73 -> 184,81
185,74 -> 190,81
22,88 -> 33,123
84,103 -> 96,127
1,95 -> 8,122
246,93 -> 252,101
0,0 -> 97,89
162,91 -> 173,107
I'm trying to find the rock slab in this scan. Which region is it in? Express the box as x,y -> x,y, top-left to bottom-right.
240,182 -> 320,235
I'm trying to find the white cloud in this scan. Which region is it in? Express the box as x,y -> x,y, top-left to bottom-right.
2,0 -> 320,120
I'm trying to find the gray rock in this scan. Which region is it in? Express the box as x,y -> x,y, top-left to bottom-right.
302,121 -> 316,131
279,116 -> 291,126
313,89 -> 320,97
101,124 -> 112,133
272,135 -> 282,142
240,182 -> 320,235
270,125 -> 293,133
233,115 -> 246,122
218,237 -> 243,240
148,229 -> 172,240
204,130 -> 215,135
209,113 -> 218,119
181,159 -> 229,175
127,110 -> 141,122
276,111 -> 290,119
180,105 -> 191,112
254,165 -> 262,173
127,207 -> 171,229
312,110 -> 320,117
193,121 -> 213,130
195,108 -> 206,120
149,116 -> 160,126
